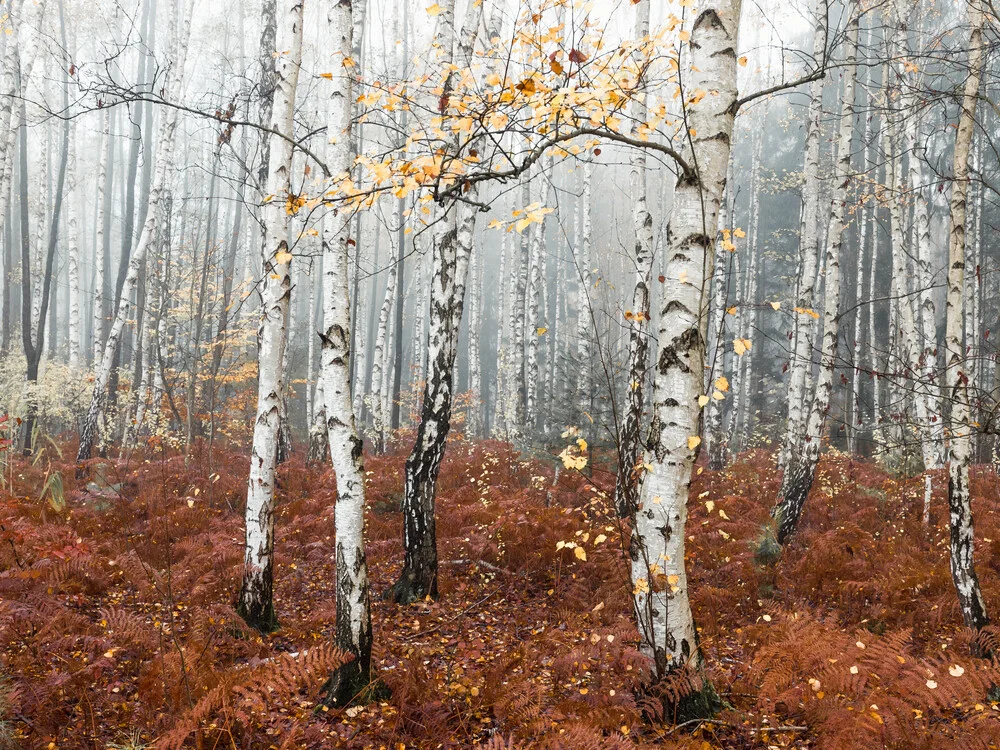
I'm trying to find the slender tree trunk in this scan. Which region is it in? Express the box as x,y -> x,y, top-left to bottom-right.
779,0 -> 826,479
632,0 -> 740,713
316,0 -> 373,706
468,251 -> 483,439
616,0 -> 654,516
389,0 -> 483,604
236,0 -> 302,633
369,231 -> 398,453
575,162 -> 593,427
944,0 -> 989,635
772,13 -> 858,544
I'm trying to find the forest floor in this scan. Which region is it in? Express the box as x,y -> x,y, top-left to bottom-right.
3,440 -> 1000,748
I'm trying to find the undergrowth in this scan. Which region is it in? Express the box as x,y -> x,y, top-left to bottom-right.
1,441 -> 1000,747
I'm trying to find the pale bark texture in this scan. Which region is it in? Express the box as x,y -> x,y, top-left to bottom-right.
632,0 -> 740,713
944,0 -> 989,634
236,0 -> 303,633
779,2 -> 825,478
390,0 -> 483,604
772,14 -> 858,545
317,0 -> 374,706
615,0 -> 654,517
77,0 -> 194,464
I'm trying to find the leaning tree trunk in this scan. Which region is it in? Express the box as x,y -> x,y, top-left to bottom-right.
771,12 -> 857,545
944,0 -> 989,635
615,0 -> 654,517
632,0 -> 741,717
389,0 -> 483,604
316,0 -> 373,707
77,0 -> 193,464
235,0 -> 302,633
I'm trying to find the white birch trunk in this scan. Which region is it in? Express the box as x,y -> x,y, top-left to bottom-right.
633,0 -> 741,700
468,251 -> 483,439
779,3 -> 825,478
92,111 -> 111,367
575,161 -> 593,424
944,0 -> 989,633
616,0 -> 655,515
772,15 -> 858,544
66,122 -> 81,368
77,0 -> 193,463
236,0 -> 302,632
317,0 -> 373,705
369,234 -> 398,453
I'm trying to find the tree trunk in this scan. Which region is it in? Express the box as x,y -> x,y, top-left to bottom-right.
616,0 -> 654,517
316,0 -> 374,706
944,0 -> 989,635
771,13 -> 858,545
632,0 -> 740,714
779,0 -> 826,479
389,0 -> 482,604
236,0 -> 302,633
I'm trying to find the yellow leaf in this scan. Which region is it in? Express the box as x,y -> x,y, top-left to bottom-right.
850,665 -> 859,675
698,394 -> 710,408
726,305 -> 737,315
718,509 -> 729,520
733,227 -> 746,238
733,338 -> 752,356
536,327 -> 548,335
574,546 -> 587,562
275,250 -> 293,265
762,614 -> 772,622
712,390 -> 725,401
705,500 -> 715,513
738,55 -> 748,67
949,665 -> 965,677
926,679 -> 937,689
770,301 -> 781,310
319,72 -> 334,80
687,435 -> 701,450
794,306 -> 820,319
679,30 -> 690,42
715,376 -> 729,392
426,2 -> 443,15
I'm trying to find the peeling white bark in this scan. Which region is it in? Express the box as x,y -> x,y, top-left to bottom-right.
633,0 -> 741,682
237,0 -> 303,631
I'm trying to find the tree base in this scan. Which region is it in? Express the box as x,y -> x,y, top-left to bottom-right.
384,569 -> 436,604
235,598 -> 279,634
320,661 -> 390,709
671,679 -> 722,724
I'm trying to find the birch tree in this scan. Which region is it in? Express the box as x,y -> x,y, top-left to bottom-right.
944,0 -> 989,634
235,0 -> 303,632
779,0 -> 826,478
615,0 -> 654,517
631,0 -> 741,714
389,0 -> 483,604
771,11 -> 858,544
315,0 -> 376,706
77,0 -> 194,464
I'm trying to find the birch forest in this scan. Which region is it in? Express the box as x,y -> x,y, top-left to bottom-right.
5,0 -> 1000,746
